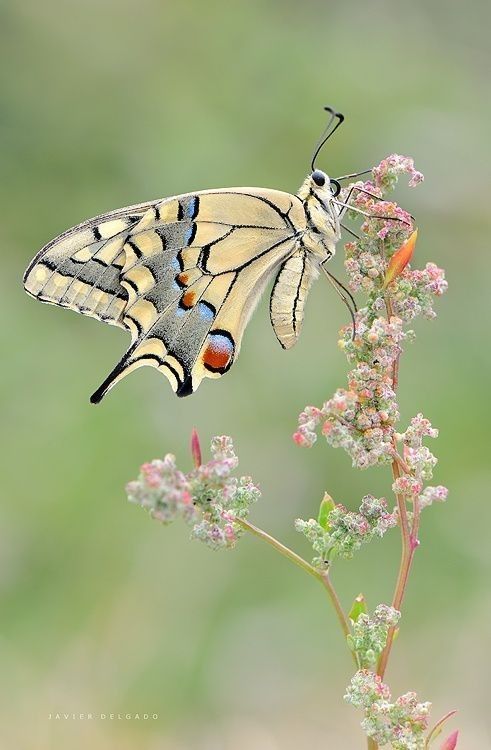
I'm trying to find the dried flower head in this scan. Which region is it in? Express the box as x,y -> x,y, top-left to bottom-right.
347,604 -> 401,668
126,434 -> 260,550
345,670 -> 431,749
392,414 -> 448,507
295,494 -> 397,567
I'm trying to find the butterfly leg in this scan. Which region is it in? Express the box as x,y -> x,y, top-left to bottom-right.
320,263 -> 357,339
332,198 -> 412,228
338,185 -> 415,222
340,223 -> 361,239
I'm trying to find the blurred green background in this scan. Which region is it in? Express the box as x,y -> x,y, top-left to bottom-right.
1,1 -> 490,747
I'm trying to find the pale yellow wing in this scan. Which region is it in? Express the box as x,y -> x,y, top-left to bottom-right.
23,188 -> 306,400
23,199 -> 160,327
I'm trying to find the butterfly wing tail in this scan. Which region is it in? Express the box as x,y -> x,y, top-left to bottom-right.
89,339 -> 161,403
89,337 -> 192,402
90,346 -> 139,404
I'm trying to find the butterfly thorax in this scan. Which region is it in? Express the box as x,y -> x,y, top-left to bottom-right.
268,173 -> 341,353
296,174 -> 340,263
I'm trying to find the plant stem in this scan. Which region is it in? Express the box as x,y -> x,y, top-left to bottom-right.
377,296 -> 421,679
367,738 -> 378,750
235,517 -> 357,665
318,569 -> 352,643
424,709 -> 457,748
385,295 -> 401,392
377,455 -> 415,678
234,517 -> 318,578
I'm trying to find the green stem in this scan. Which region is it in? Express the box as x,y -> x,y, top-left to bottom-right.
318,569 -> 353,644
234,517 -> 357,665
235,517 -> 318,578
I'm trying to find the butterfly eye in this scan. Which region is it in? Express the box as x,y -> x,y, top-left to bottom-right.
311,170 -> 326,187
329,178 -> 341,197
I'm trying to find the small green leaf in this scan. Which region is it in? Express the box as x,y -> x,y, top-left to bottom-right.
349,593 -> 368,623
318,493 -> 335,529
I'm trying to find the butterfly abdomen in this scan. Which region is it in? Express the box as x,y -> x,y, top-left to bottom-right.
269,248 -> 320,349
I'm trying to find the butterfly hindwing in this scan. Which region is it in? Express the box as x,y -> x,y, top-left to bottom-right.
23,200 -> 160,328
25,188 -> 307,399
94,188 -> 305,399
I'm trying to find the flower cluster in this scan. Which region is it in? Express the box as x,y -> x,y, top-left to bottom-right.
345,670 -> 431,750
295,494 -> 397,567
372,154 -> 424,191
347,604 -> 401,668
393,414 -> 449,508
126,454 -> 196,525
389,262 -> 448,322
294,360 -> 399,468
126,435 -> 260,550
294,155 -> 447,476
340,156 -> 422,295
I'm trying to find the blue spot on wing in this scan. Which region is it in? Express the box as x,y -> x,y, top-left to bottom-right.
184,225 -> 196,245
186,196 -> 198,219
198,301 -> 215,322
209,334 -> 233,354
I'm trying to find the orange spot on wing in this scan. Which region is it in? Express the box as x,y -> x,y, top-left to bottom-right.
177,273 -> 189,286
182,291 -> 196,308
203,343 -> 232,370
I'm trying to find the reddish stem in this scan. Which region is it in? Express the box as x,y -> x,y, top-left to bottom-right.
376,297 -> 421,680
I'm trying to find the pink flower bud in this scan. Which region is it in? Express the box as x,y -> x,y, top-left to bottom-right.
191,427 -> 202,468
440,730 -> 459,749
384,229 -> 418,288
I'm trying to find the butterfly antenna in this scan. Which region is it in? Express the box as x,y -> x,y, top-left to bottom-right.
310,106 -> 345,173
320,263 -> 358,340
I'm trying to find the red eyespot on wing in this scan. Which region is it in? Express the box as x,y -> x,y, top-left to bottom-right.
202,331 -> 235,373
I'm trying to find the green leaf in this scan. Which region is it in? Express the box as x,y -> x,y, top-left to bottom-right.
349,593 -> 368,623
317,493 -> 335,530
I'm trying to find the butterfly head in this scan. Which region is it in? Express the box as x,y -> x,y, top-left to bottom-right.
311,169 -> 341,197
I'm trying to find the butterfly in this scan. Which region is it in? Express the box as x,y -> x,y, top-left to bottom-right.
23,107 -> 372,402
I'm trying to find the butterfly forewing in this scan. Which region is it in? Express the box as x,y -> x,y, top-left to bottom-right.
24,188 -> 306,399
